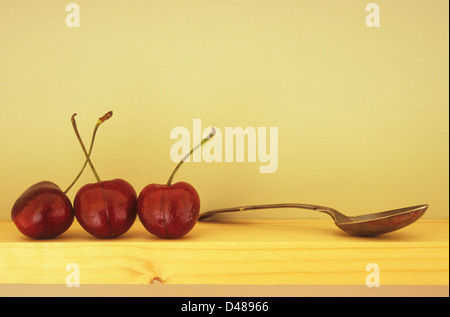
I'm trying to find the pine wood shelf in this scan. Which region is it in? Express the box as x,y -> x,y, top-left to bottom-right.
0,219 -> 448,286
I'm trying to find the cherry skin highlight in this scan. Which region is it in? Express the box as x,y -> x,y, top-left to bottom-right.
11,181 -> 74,239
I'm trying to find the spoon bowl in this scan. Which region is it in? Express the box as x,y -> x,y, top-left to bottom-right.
198,203 -> 429,236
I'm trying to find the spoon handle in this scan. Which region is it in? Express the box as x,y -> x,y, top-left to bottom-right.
198,203 -> 340,222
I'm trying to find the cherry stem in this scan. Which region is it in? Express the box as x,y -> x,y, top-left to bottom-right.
63,111 -> 112,194
70,113 -> 105,184
167,127 -> 216,186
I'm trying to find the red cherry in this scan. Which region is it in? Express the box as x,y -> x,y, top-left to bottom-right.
11,181 -> 74,239
137,128 -> 215,239
137,182 -> 200,239
74,179 -> 137,238
70,113 -> 137,238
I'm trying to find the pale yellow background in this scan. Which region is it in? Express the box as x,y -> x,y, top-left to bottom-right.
0,0 -> 448,220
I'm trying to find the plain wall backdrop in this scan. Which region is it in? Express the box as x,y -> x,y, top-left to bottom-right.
0,0 -> 448,220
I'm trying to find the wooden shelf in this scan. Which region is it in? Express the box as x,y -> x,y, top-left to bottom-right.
0,218 -> 448,288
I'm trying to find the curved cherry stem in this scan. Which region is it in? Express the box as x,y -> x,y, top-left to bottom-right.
64,111 -> 112,193
70,113 -> 105,184
167,127 -> 216,185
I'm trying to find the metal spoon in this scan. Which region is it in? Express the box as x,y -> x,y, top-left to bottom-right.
198,203 -> 429,236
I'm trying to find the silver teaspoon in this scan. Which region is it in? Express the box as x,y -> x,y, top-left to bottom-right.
198,203 -> 429,236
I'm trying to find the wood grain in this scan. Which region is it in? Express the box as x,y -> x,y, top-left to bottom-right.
0,219 -> 448,285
